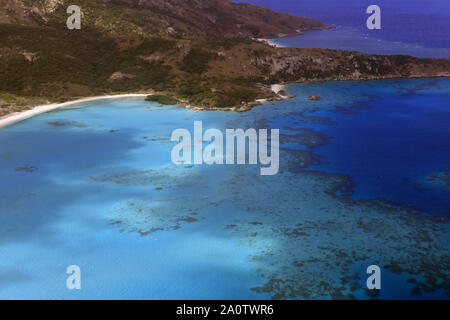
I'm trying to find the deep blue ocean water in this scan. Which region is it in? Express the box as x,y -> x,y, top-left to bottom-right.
278,79 -> 450,214
237,0 -> 450,57
0,78 -> 449,299
270,26 -> 450,58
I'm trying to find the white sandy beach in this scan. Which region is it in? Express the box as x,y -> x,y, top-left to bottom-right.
271,84 -> 286,94
0,88 -> 289,127
256,38 -> 286,48
265,39 -> 285,48
0,94 -> 150,129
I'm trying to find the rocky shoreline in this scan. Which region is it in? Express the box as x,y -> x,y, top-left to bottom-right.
174,72 -> 450,113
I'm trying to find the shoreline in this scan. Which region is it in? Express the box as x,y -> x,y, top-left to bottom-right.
255,25 -> 333,48
265,39 -> 286,48
256,38 -> 286,48
0,94 -> 150,129
0,76 -> 448,126
183,75 -> 450,113
0,87 -> 290,126
183,84 -> 289,112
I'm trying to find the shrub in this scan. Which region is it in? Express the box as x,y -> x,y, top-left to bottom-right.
135,37 -> 177,55
145,94 -> 178,105
179,49 -> 215,74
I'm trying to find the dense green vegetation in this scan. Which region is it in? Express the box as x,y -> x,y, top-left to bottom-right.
0,24 -> 173,99
0,22 -> 265,110
145,94 -> 178,105
178,48 -> 216,74
135,37 -> 177,55
173,77 -> 261,108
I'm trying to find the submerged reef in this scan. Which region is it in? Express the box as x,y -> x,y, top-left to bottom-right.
91,79 -> 449,299
110,198 -> 199,235
97,149 -> 449,299
427,171 -> 450,188
92,165 -> 225,236
46,120 -> 89,128
222,162 -> 449,299
281,127 -> 330,149
308,96 -> 321,101
15,165 -> 38,173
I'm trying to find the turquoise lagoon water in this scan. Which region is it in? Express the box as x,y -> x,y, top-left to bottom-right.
0,78 -> 449,299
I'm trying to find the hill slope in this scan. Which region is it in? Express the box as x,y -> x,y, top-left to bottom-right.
0,0 -> 449,116
0,0 -> 328,38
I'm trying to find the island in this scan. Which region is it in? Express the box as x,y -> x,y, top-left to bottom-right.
0,0 -> 449,117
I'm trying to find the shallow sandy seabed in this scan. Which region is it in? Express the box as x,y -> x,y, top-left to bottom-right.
1,78 -> 448,299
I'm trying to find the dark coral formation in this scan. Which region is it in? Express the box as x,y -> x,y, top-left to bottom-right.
428,170 -> 450,188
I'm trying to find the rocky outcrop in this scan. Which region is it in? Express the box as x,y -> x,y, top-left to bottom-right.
108,72 -> 136,82
265,48 -> 450,83
0,0 -> 64,23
